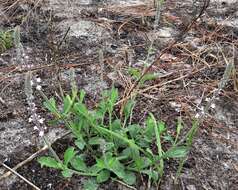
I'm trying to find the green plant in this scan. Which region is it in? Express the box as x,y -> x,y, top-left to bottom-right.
0,29 -> 14,53
128,67 -> 159,86
38,87 -> 195,189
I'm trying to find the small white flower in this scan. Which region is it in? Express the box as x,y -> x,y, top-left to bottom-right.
36,77 -> 41,83
39,130 -> 44,137
39,118 -> 45,124
36,85 -> 42,91
205,97 -> 210,102
211,103 -> 216,109
33,126 -> 38,130
195,113 -> 200,118
30,80 -> 34,86
28,117 -> 33,123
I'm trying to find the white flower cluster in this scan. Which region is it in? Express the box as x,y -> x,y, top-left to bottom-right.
26,76 -> 45,137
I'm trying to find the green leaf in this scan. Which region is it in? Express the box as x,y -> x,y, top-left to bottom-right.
122,171 -> 136,185
123,100 -> 135,121
83,179 -> 99,190
163,146 -> 189,158
131,148 -> 142,170
62,95 -> 73,115
109,87 -> 118,107
141,170 -> 159,182
89,164 -> 102,174
64,147 -> 76,166
80,89 -> 86,103
75,138 -> 86,150
73,102 -> 89,119
96,158 -> 106,169
158,121 -> 166,134
96,170 -> 110,183
128,68 -> 141,79
61,169 -> 73,178
38,157 -> 62,169
163,135 -> 175,144
103,142 -> 115,152
145,116 -> 155,139
70,155 -> 87,172
111,119 -> 122,131
43,97 -> 57,114
88,137 -> 105,145
108,158 -> 125,179
128,124 -> 141,139
97,153 -> 125,179
141,73 -> 158,84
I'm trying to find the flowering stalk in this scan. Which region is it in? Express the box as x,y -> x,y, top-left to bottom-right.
24,71 -> 61,163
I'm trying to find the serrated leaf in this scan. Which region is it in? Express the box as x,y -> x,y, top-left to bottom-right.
83,179 -> 99,190
38,156 -> 62,169
96,170 -> 110,183
70,155 -> 87,172
163,146 -> 189,158
64,147 -> 76,166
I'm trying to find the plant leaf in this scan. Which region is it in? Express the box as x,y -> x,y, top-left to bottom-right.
122,171 -> 136,185
123,100 -> 135,121
70,155 -> 87,172
75,138 -> 86,150
83,179 -> 99,190
163,146 -> 189,158
128,124 -> 141,139
38,157 -> 62,169
88,137 -> 105,145
62,95 -> 72,115
64,147 -> 76,166
96,170 -> 110,183
43,97 -> 57,114
62,169 -> 73,178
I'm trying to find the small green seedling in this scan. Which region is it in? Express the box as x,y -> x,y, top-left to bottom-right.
0,29 -> 14,53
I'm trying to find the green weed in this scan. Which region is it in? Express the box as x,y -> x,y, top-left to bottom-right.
38,87 -> 196,189
0,29 -> 14,53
